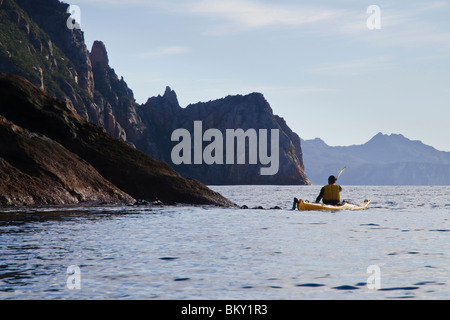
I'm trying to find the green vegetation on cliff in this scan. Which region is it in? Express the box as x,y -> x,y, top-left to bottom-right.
0,0 -> 92,115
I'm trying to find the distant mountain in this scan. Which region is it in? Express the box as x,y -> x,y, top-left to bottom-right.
302,133 -> 450,185
0,0 -> 310,186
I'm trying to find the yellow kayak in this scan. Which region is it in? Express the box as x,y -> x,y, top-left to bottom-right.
297,199 -> 371,212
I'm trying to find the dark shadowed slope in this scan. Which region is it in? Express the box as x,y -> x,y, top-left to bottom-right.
0,73 -> 236,207
0,113 -> 134,206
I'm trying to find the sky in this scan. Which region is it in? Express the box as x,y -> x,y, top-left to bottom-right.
70,0 -> 450,151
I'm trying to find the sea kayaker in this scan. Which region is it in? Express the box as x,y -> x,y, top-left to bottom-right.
315,175 -> 342,205
291,175 -> 343,210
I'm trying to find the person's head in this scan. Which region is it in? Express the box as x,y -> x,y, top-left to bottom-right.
328,175 -> 337,184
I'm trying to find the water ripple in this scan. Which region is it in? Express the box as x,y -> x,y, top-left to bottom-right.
0,186 -> 449,299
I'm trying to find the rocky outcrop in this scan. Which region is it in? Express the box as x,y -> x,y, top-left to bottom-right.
15,0 -> 95,97
89,40 -> 143,143
0,0 -> 139,136
137,91 -> 310,185
0,114 -> 134,207
0,73 -> 236,207
0,0 -> 98,119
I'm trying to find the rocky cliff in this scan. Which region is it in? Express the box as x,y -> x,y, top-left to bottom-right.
0,73 -> 235,207
0,0 -> 310,186
0,114 -> 133,207
0,0 -> 139,139
137,90 -> 310,185
0,0 -> 96,119
89,40 -> 143,143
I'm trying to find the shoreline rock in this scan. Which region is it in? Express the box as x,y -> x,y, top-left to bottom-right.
0,73 -> 237,208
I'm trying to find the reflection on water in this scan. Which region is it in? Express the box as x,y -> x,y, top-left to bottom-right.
0,186 -> 449,299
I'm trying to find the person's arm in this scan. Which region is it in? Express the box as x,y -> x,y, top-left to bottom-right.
316,187 -> 324,203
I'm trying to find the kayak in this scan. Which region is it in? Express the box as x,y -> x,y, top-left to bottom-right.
297,199 -> 371,211
297,199 -> 371,212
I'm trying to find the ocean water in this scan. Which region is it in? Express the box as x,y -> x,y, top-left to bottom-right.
0,185 -> 449,300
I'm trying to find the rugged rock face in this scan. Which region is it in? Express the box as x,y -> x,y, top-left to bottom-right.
0,0 -> 310,186
0,73 -> 236,207
0,0 -> 139,137
15,0 -> 95,97
137,91 -> 310,185
89,40 -> 143,143
0,114 -> 134,206
0,0 -> 97,119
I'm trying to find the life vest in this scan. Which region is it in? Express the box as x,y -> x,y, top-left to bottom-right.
323,184 -> 341,202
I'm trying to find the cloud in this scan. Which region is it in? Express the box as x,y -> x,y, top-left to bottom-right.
311,56 -> 395,76
74,0 -> 161,6
359,2 -> 450,49
76,0 -> 354,35
136,46 -> 192,58
184,0 -> 350,35
76,0 -> 450,47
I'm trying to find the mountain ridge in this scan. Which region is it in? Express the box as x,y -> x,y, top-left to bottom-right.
302,133 -> 450,185
137,90 -> 310,185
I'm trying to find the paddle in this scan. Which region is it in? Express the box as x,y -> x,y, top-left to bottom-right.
336,166 -> 347,181
336,166 -> 348,204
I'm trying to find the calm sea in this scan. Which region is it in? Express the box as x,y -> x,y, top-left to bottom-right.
0,186 -> 449,300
